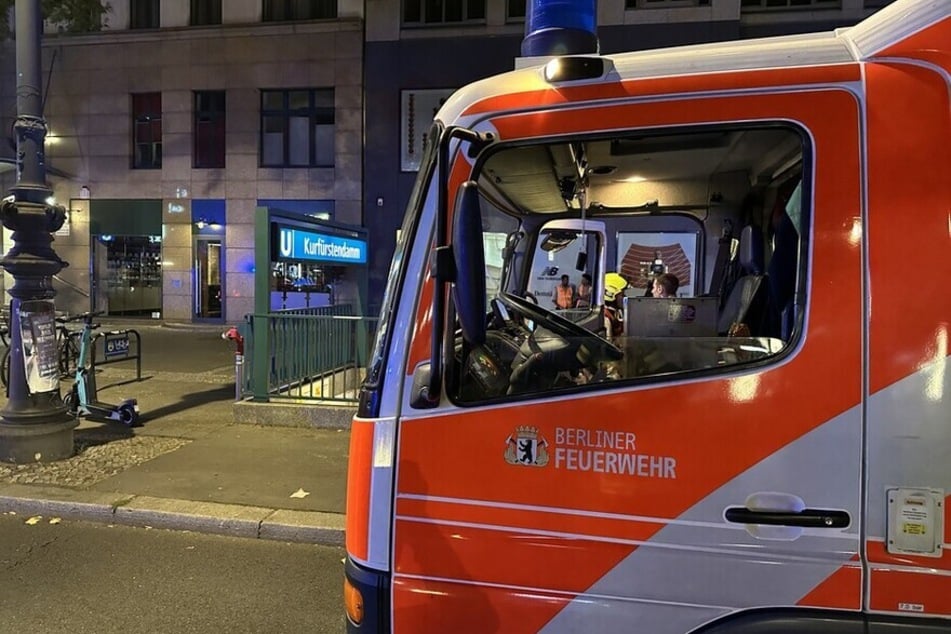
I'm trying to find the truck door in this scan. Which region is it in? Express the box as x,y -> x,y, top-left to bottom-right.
391,80 -> 864,633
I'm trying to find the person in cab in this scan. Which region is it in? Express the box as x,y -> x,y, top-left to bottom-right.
553,274 -> 576,310
575,273 -> 593,308
651,273 -> 680,298
603,273 -> 629,340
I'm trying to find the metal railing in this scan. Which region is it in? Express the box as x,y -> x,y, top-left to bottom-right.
241,305 -> 378,403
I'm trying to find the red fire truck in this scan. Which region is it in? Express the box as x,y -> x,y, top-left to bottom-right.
345,0 -> 951,631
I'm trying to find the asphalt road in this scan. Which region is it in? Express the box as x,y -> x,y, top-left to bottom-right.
0,512 -> 346,633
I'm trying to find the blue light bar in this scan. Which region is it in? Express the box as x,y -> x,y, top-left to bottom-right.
521,0 -> 598,58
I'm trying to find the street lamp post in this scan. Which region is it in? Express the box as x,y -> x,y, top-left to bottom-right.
0,0 -> 75,463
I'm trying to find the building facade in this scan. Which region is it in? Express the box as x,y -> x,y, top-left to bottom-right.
1,0 -> 364,323
0,0 -> 893,322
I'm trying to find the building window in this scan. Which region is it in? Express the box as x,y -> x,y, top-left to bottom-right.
132,93 -> 162,170
740,0 -> 839,10
260,89 -> 335,168
263,0 -> 337,21
191,0 -> 222,25
625,0 -> 710,7
403,0 -> 486,25
194,91 -> 226,169
507,0 -> 525,21
130,0 -> 160,29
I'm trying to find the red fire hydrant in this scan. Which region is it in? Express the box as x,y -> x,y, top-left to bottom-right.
222,327 -> 244,401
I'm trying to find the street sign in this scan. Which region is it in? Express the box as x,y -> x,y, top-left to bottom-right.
104,332 -> 130,359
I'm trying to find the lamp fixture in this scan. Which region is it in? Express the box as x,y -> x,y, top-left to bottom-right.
194,217 -> 222,230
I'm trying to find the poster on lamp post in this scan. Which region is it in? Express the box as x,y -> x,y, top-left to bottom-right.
400,89 -> 455,172
17,300 -> 59,394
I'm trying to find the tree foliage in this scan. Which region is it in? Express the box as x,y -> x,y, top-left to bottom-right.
0,0 -> 111,37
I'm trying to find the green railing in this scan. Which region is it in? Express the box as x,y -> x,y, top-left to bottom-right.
241,305 -> 378,403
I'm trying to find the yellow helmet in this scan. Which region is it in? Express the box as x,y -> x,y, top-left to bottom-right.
603,272 -> 628,302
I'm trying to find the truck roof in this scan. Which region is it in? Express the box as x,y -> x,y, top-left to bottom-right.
438,0 -> 948,126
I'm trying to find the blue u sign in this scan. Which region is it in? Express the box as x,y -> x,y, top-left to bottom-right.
279,229 -> 293,258
275,226 -> 366,264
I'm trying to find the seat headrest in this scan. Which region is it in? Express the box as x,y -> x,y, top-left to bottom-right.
739,225 -> 764,275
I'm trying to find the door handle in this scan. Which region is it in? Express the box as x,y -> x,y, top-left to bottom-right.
725,506 -> 850,529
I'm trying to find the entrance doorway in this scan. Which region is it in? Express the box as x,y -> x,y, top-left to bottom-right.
194,238 -> 222,320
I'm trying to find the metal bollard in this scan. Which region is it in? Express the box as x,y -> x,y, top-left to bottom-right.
233,353 -> 244,402
221,327 -> 245,402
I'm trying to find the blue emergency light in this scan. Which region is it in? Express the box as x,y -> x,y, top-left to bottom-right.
521,0 -> 598,58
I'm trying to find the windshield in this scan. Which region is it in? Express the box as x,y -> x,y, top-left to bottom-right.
361,123 -> 441,412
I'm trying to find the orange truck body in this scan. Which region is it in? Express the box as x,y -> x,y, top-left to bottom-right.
345,1 -> 951,631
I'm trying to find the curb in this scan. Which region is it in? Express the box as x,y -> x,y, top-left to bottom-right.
233,399 -> 355,429
158,321 -> 234,333
0,486 -> 345,546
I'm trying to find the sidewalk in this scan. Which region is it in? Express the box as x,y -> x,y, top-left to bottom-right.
0,322 -> 352,546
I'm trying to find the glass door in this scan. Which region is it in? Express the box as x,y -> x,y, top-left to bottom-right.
194,238 -> 222,320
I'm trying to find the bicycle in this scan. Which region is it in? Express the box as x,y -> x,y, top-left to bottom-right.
56,317 -> 83,379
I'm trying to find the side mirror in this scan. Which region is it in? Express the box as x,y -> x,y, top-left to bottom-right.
539,230 -> 579,252
409,362 -> 435,409
452,181 -> 486,345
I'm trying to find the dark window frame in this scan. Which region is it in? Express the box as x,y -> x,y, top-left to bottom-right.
262,0 -> 338,21
402,0 -> 486,25
132,92 -> 162,170
625,0 -> 710,7
130,0 -> 160,29
190,0 -> 222,26
739,0 -> 840,10
194,91 -> 226,169
259,88 -> 335,168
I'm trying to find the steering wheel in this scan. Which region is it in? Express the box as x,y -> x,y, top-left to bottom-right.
496,293 -> 623,363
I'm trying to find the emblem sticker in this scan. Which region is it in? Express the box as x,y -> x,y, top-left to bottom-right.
504,426 -> 549,467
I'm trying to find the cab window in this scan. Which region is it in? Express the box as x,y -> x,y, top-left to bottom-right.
449,124 -> 808,404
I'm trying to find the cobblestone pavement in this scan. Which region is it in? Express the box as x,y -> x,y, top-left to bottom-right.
0,427 -> 189,488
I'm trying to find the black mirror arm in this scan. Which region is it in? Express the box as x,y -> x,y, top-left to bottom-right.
427,126 -> 494,406
426,131 -> 451,405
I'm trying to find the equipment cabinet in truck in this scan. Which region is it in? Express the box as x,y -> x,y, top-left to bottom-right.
344,0 -> 951,631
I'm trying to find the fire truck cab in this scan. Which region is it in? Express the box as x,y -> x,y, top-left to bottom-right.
346,0 -> 951,631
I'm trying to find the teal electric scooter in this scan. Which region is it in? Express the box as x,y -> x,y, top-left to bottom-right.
63,311 -> 140,427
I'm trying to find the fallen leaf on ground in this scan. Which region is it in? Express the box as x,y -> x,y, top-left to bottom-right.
49,518 -> 62,525
25,516 -> 42,525
289,488 -> 310,499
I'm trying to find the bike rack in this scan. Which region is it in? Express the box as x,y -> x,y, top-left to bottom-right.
91,329 -> 142,380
